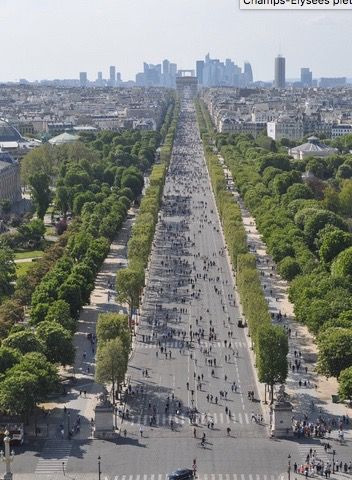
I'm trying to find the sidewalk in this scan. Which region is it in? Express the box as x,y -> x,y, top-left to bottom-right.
217,155 -> 351,435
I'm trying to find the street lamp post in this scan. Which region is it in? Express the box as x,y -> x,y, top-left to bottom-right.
287,454 -> 291,480
98,456 -> 101,480
0,430 -> 15,480
67,411 -> 71,440
332,450 -> 336,473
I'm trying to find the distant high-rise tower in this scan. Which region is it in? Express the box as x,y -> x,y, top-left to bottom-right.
274,55 -> 286,89
196,60 -> 205,85
300,67 -> 312,87
109,65 -> 116,86
244,62 -> 253,85
79,72 -> 88,87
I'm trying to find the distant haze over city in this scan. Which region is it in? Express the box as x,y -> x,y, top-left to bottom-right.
1,0 -> 351,83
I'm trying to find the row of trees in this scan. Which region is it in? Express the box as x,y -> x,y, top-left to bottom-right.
196,101 -> 288,401
116,100 -> 180,327
0,105 -> 178,417
218,126 -> 352,400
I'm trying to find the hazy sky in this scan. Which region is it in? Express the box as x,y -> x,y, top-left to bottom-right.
1,0 -> 351,82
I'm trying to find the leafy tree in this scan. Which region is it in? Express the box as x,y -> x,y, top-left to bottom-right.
322,185 -> 340,213
338,367 -> 352,402
2,330 -> 44,354
0,346 -> 22,374
55,186 -> 70,216
28,172 -> 51,219
45,299 -> 75,332
278,256 -> 301,280
36,321 -> 74,365
0,300 -> 24,339
0,352 -> 58,417
58,281 -> 82,318
0,371 -> 40,417
95,337 -> 128,404
116,267 -> 144,326
21,145 -> 56,186
319,229 -> 352,264
96,313 -> 131,355
317,327 -> 352,378
285,183 -> 313,203
303,210 -> 348,246
0,245 -> 16,300
336,164 -> 352,180
332,247 -> 352,278
339,180 -> 352,216
256,325 -> 288,403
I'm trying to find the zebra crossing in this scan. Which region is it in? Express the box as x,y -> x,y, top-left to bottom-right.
296,443 -> 331,465
138,340 -> 246,349
35,438 -> 72,475
123,411 -> 252,426
106,473 -> 284,480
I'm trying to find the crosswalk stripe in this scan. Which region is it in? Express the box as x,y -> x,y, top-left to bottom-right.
151,475 -> 155,480
136,475 -> 140,480
143,474 -> 148,480
233,474 -> 237,480
213,413 -> 218,423
248,475 -> 253,480
219,413 -> 224,423
244,413 -> 249,424
238,413 -> 243,424
122,475 -> 126,480
158,474 -> 163,480
241,474 -> 245,480
256,474 -> 260,480
128,475 -> 133,480
219,475 -> 223,480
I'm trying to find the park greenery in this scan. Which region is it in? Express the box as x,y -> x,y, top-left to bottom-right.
196,101 -> 288,401
207,102 -> 352,390
0,96 -> 176,417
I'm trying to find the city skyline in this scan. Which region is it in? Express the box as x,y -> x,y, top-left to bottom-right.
1,0 -> 351,83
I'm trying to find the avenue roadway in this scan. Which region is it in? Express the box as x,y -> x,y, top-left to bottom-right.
105,96 -> 291,478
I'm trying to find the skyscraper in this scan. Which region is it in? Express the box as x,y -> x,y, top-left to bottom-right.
79,72 -> 88,87
244,62 -> 253,85
196,60 -> 204,85
301,68 -> 312,87
274,55 -> 286,89
109,65 -> 116,86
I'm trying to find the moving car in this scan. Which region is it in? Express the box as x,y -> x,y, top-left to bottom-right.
167,469 -> 194,480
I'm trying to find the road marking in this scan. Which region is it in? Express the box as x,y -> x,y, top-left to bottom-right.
238,413 -> 243,424
244,413 -> 249,424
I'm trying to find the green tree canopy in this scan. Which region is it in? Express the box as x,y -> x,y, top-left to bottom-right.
2,329 -> 44,355
317,327 -> 352,378
0,244 -> 16,300
95,337 -> 128,404
36,321 -> 74,365
338,367 -> 352,402
29,172 -> 51,219
256,325 -> 288,402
